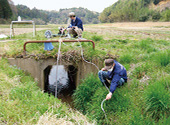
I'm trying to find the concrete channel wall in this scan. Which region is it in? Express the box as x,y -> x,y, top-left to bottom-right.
8,58 -> 103,90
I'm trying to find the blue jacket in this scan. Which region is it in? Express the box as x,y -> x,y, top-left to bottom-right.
70,17 -> 83,31
107,60 -> 127,93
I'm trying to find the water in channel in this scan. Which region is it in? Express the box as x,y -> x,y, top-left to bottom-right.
46,65 -> 77,106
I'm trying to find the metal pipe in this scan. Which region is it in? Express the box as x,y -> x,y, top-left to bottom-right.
23,40 -> 95,55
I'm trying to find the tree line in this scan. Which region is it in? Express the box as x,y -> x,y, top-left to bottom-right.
0,0 -> 100,24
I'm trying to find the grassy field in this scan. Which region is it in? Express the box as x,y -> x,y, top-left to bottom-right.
0,22 -> 170,124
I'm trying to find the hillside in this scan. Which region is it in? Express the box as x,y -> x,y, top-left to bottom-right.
15,5 -> 100,25
99,0 -> 170,22
0,0 -> 100,24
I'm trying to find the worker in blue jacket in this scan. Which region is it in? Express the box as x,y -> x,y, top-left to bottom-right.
98,59 -> 127,100
67,12 -> 83,38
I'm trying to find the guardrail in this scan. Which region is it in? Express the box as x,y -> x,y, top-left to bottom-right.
23,40 -> 95,55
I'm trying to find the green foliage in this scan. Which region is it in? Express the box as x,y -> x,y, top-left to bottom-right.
143,0 -> 152,6
144,81 -> 170,121
139,14 -> 149,22
16,5 -> 99,24
0,0 -> 13,19
152,11 -> 161,21
99,0 -> 167,22
99,0 -> 150,22
161,9 -> 170,21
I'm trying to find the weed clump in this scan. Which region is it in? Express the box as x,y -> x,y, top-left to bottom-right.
87,86 -> 130,124
73,73 -> 102,114
144,81 -> 170,121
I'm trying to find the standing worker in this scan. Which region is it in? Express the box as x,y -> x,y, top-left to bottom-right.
67,12 -> 83,39
98,59 -> 127,100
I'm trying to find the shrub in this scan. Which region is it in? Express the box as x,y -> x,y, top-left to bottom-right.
73,73 -> 102,114
144,81 -> 170,121
161,9 -> 170,21
139,15 -> 149,22
152,12 -> 161,21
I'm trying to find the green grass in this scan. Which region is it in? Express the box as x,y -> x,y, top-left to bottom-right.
154,50 -> 170,66
119,53 -> 134,64
91,35 -> 103,41
144,81 -> 170,121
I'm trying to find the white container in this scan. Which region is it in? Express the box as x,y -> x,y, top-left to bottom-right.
18,16 -> 21,21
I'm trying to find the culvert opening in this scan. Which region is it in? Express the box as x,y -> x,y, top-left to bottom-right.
44,65 -> 77,105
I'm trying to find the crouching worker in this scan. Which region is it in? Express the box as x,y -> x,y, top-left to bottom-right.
98,59 -> 127,100
67,12 -> 83,39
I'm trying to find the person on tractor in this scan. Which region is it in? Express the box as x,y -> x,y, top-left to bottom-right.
67,12 -> 83,39
98,59 -> 127,100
